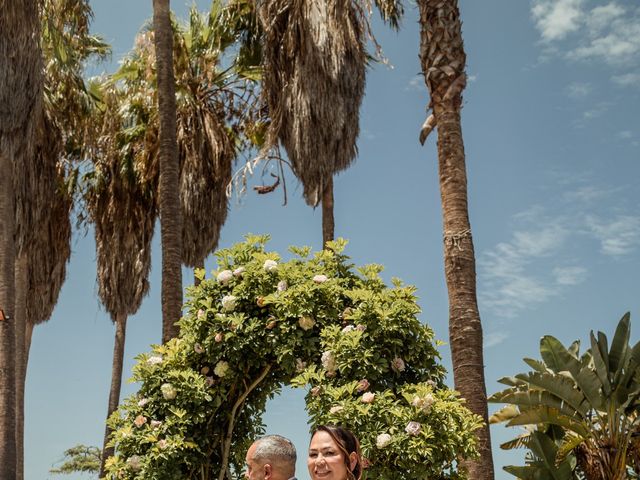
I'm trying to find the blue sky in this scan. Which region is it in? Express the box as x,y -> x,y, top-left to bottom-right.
26,0 -> 640,479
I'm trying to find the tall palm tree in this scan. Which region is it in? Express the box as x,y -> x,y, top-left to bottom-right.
12,3 -> 107,477
0,1 -> 42,477
417,1 -> 494,479
257,0 -> 403,246
152,0 -> 183,343
86,85 -> 157,478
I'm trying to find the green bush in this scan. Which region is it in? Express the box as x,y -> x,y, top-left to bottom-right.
105,236 -> 481,480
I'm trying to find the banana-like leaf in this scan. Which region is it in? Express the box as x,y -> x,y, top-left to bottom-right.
609,312 -> 631,386
619,340 -> 640,389
505,406 -> 591,438
574,367 -> 604,412
490,404 -> 520,424
503,465 -> 540,480
514,372 -> 588,416
491,390 -> 580,419
556,434 -> 584,465
501,433 -> 533,450
524,357 -> 549,373
497,376 -> 528,387
540,336 -> 581,377
590,331 -> 612,397
568,340 -> 581,357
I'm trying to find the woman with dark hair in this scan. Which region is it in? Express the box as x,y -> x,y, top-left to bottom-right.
307,425 -> 362,480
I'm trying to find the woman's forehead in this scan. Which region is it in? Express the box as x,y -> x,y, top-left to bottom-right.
309,430 -> 338,449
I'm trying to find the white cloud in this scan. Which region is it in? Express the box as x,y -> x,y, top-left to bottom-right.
586,215 -> 640,255
563,185 -> 610,203
485,332 -> 509,348
566,81 -> 592,98
532,0 -> 585,42
585,3 -> 625,32
405,76 -> 423,92
612,71 -> 640,87
618,130 -> 633,139
553,266 -> 588,285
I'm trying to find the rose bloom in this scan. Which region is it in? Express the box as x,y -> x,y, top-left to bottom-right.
134,415 -> 147,428
214,332 -> 224,343
161,383 -> 177,400
298,316 -> 315,331
150,420 -> 162,429
194,343 -> 204,354
321,351 -> 336,373
157,439 -> 168,449
341,325 -> 355,333
391,357 -> 406,372
126,455 -> 142,471
233,266 -> 245,277
277,280 -> 288,292
355,324 -> 366,332
221,295 -> 237,311
264,259 -> 278,272
214,360 -> 230,377
197,309 -> 205,320
217,269 -> 233,284
206,376 -> 215,387
376,433 -> 392,449
356,379 -> 370,392
310,386 -> 322,397
147,355 -> 163,365
137,397 -> 149,407
361,392 -> 375,404
312,274 -> 328,283
329,405 -> 343,414
405,421 -> 421,436
296,358 -> 307,372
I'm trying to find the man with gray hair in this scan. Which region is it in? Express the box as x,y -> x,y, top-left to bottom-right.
245,434 -> 297,480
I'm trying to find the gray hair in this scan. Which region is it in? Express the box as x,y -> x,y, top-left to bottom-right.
252,434 -> 297,471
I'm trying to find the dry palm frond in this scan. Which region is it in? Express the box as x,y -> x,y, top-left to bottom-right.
258,0 -> 367,206
86,89 -> 155,320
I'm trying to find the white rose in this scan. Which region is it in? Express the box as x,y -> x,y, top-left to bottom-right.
197,309 -> 205,320
405,421 -> 422,436
217,270 -> 233,284
137,397 -> 149,407
264,259 -> 278,272
160,383 -> 177,400
277,280 -> 288,292
361,392 -> 375,404
147,355 -> 163,365
126,455 -> 142,471
233,266 -> 245,277
313,274 -> 328,283
341,325 -> 355,333
194,343 -> 204,354
214,360 -> 230,377
298,316 -> 315,331
221,295 -> 237,311
157,439 -> 168,449
150,420 -> 162,429
391,357 -> 406,372
329,405 -> 344,414
376,433 -> 392,449
321,351 -> 336,373
296,358 -> 307,372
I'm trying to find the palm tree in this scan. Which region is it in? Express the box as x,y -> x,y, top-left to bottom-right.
86,84 -> 157,478
12,3 -> 107,477
152,0 -> 183,343
256,0 -> 403,246
93,6 -> 258,472
0,1 -> 42,477
417,1 -> 494,479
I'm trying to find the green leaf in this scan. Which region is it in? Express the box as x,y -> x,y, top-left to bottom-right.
540,336 -> 581,377
505,406 -> 590,438
490,404 -> 520,424
590,332 -> 612,397
609,312 -> 630,385
514,372 -> 587,415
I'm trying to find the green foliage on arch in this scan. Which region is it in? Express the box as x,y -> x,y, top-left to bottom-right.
105,236 -> 482,480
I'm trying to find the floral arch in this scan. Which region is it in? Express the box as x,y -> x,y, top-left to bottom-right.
105,236 -> 481,480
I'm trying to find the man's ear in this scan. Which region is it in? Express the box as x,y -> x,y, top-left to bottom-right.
263,463 -> 273,480
349,453 -> 358,471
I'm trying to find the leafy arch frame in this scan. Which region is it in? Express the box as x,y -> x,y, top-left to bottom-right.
106,236 -> 481,480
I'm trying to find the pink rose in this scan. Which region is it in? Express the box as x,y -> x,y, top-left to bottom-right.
356,379 -> 370,393
215,332 -> 224,343
134,415 -> 147,428
405,421 -> 421,436
361,392 -> 375,404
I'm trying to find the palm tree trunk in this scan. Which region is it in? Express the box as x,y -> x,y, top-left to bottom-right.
0,150 -> 17,480
322,176 -> 335,247
14,254 -> 27,480
418,2 -> 494,480
99,312 -> 128,478
153,0 -> 183,343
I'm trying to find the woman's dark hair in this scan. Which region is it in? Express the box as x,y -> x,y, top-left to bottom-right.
311,425 -> 362,480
